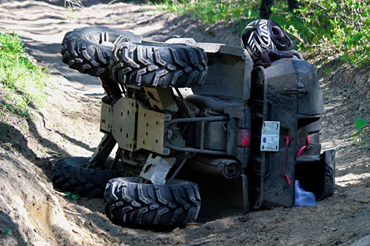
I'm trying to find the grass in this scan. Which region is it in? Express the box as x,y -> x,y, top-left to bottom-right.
350,119 -> 368,147
64,0 -> 84,21
0,32 -> 48,118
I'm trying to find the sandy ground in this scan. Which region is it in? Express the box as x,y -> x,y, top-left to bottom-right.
0,0 -> 370,245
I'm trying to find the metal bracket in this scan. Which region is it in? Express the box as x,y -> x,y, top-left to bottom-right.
100,100 -> 112,133
144,87 -> 178,112
88,134 -> 116,168
139,155 -> 176,185
284,89 -> 309,94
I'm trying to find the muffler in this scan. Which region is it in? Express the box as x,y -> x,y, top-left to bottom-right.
189,155 -> 241,179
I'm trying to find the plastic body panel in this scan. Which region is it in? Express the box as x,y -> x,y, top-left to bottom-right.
248,58 -> 327,209
295,150 -> 336,201
193,43 -> 253,101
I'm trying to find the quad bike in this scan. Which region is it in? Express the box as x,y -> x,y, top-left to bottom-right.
52,26 -> 335,227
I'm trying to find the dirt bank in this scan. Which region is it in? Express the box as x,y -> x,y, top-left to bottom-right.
0,0 -> 369,245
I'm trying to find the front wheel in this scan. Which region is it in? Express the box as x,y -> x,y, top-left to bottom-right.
104,177 -> 201,226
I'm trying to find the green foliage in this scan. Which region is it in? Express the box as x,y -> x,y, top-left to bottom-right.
0,32 -> 48,118
65,192 -> 81,200
351,119 -> 368,145
270,0 -> 370,68
72,194 -> 81,200
354,119 -> 367,131
64,0 -> 83,21
157,0 -> 370,68
159,0 -> 260,23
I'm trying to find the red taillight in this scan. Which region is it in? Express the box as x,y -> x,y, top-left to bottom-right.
238,129 -> 251,147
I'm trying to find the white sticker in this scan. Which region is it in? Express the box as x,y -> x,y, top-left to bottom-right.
260,121 -> 280,152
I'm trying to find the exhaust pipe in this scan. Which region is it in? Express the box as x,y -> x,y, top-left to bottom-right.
189,155 -> 241,179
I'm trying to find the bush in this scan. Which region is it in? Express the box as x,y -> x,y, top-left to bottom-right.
270,0 -> 370,68
158,0 -> 370,68
160,0 -> 260,23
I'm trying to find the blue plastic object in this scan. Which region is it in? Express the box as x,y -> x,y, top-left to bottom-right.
294,180 -> 317,207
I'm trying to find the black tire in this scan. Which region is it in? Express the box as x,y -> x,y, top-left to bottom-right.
52,157 -> 120,198
110,42 -> 208,88
61,27 -> 142,78
104,177 -> 201,226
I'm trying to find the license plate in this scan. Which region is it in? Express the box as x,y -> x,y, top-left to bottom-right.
260,121 -> 280,152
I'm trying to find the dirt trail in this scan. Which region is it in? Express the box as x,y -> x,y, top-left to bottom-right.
0,0 -> 370,246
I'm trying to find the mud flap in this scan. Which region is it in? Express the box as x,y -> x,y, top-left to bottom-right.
295,149 -> 335,201
241,174 -> 250,214
318,150 -> 336,200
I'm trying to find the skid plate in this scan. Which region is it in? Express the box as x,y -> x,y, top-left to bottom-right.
136,103 -> 165,155
112,97 -> 137,151
100,101 -> 112,133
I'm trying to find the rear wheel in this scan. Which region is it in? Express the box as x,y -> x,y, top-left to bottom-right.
52,157 -> 120,198
104,177 -> 201,226
110,42 -> 208,87
61,27 -> 142,78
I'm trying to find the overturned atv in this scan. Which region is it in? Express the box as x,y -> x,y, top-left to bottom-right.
52,23 -> 335,227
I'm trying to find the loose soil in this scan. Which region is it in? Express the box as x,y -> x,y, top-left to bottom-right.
0,1 -> 370,246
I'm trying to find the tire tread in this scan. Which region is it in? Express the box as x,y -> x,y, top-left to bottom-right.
110,43 -> 208,88
61,27 -> 142,78
52,157 -> 120,198
104,177 -> 201,226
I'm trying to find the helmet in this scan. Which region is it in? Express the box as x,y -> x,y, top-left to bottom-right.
241,19 -> 293,59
